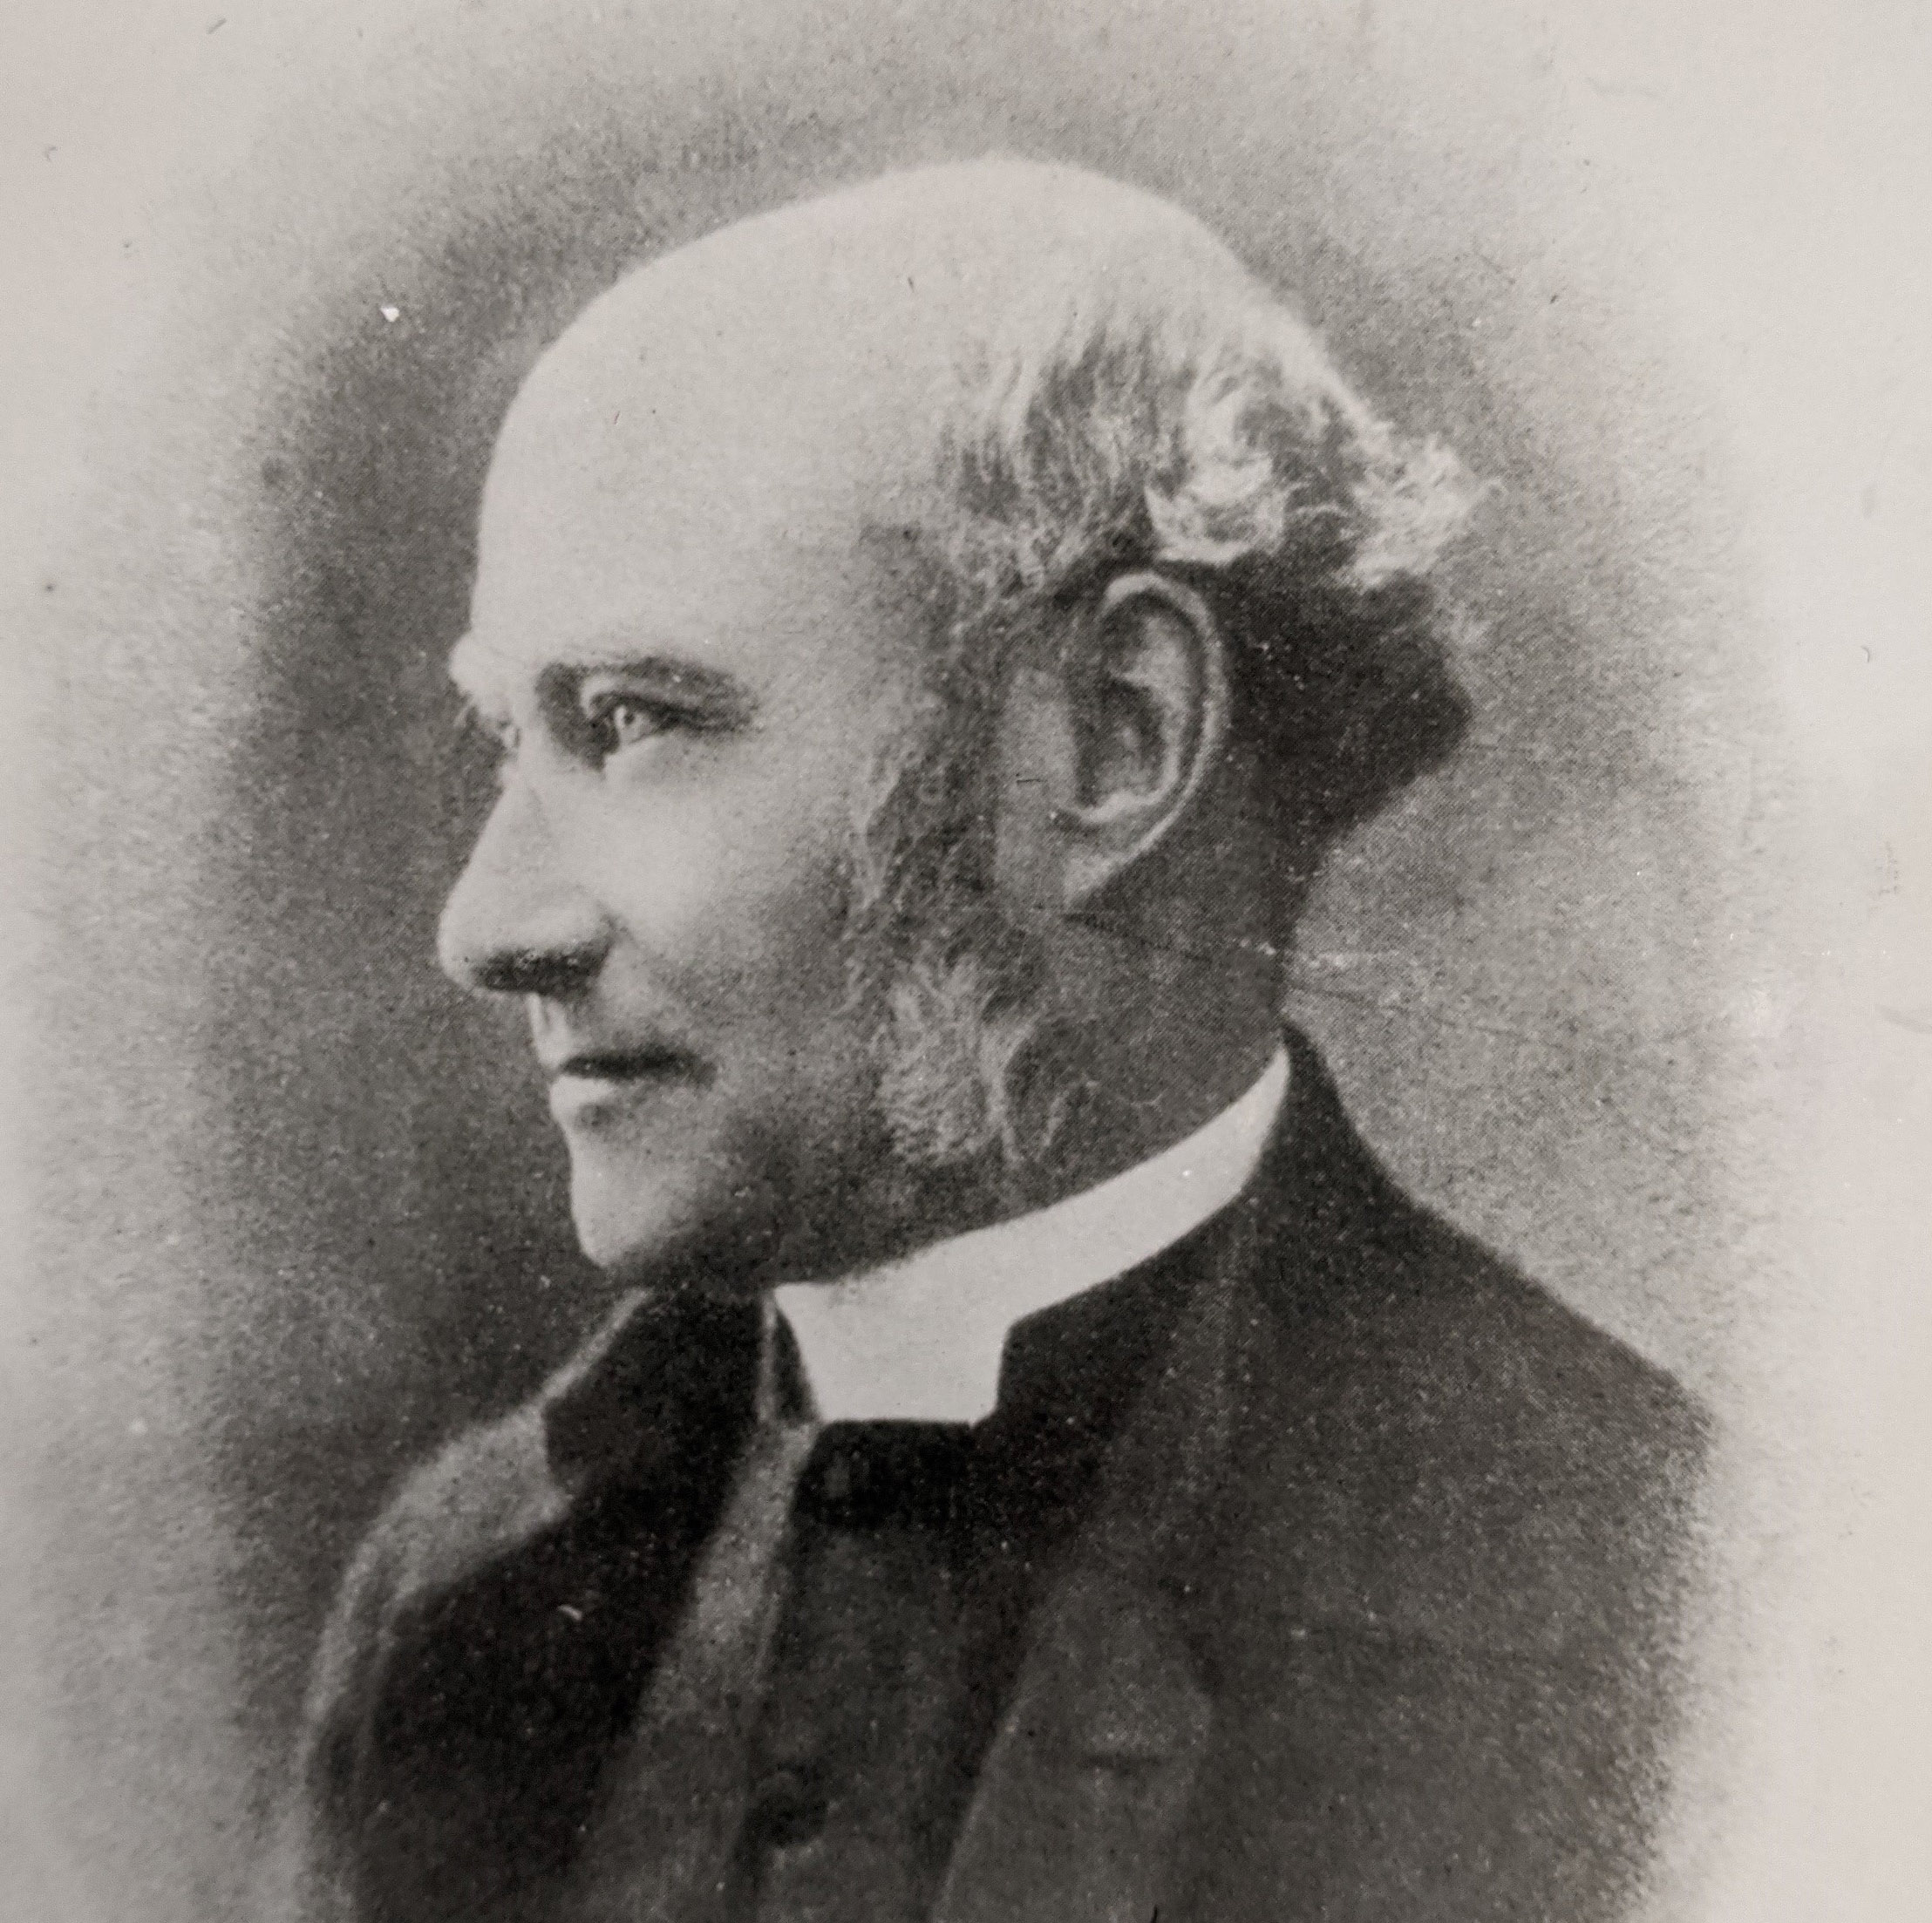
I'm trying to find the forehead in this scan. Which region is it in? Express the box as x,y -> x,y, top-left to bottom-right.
454,234 -> 948,710
452,501 -> 929,725
450,472 -> 942,750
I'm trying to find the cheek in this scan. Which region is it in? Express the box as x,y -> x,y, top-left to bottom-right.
582,766 -> 857,1036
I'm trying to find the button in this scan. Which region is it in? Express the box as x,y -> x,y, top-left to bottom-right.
746,1765 -> 830,1851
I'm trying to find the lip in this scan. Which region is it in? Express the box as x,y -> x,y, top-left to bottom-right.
544,1045 -> 698,1123
550,1048 -> 686,1080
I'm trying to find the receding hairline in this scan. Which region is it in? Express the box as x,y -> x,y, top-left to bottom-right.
464,157 -> 1477,860
489,157 -> 1289,461
475,155 -> 1374,597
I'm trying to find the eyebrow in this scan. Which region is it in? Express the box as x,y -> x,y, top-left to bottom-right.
539,656 -> 759,729
448,633 -> 759,725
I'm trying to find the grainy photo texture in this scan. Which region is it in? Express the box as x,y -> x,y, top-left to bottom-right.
273,156 -> 1707,1923
13,4 -> 1929,1922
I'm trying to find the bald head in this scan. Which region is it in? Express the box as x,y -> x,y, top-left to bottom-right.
439,160 -> 1477,1277
461,159 -> 1471,851
472,159 -> 1280,609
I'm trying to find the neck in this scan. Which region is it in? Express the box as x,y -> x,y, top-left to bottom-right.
757,1001 -> 1281,1293
761,841 -> 1288,1286
1018,985 -> 1282,1211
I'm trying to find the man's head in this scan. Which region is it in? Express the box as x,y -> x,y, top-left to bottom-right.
438,159 -> 1474,1288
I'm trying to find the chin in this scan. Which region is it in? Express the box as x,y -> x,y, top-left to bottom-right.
566,1147 -> 781,1295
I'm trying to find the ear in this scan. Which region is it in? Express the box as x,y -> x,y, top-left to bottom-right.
1048,570 -> 1232,908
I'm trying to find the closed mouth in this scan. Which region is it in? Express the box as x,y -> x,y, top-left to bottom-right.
551,1048 -> 692,1084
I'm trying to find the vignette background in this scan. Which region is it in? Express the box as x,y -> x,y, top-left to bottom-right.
6,2 -> 1928,1918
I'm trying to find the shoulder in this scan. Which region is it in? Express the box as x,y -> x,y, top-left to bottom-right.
1239,1035 -> 1709,1654
271,1289 -> 761,1920
317,1400 -> 568,1700
262,1394 -> 568,1921
1288,1183 -> 1706,1498
286,1292 -> 655,1799
290,1393 -> 569,1818
1263,1197 -> 1707,1660
1183,1039 -> 1711,1916
293,1281 -> 764,1758
310,1288 -> 673,1687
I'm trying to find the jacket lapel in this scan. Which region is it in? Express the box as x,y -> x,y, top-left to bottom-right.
933,1192 -> 1261,1923
931,1566 -> 1210,1923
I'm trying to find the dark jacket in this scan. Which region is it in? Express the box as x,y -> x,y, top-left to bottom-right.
274,1029 -> 1707,1923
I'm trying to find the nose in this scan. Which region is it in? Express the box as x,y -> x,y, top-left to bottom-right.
438,780 -> 612,997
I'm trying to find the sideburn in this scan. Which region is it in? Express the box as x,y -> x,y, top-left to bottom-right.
836,666 -> 1077,1211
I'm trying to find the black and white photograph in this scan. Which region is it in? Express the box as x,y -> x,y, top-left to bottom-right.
7,3 -> 1929,1920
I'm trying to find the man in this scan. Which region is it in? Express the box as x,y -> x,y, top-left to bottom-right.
276,159 -> 1705,1923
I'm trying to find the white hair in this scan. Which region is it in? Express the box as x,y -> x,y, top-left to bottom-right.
882,159 -> 1478,652
803,161 -> 1486,1178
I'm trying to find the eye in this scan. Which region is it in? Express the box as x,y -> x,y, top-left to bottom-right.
582,688 -> 680,758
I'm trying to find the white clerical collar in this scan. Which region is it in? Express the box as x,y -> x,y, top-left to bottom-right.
772,1046 -> 1289,1424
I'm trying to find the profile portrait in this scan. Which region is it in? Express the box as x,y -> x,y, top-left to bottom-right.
20,4 -> 1924,1922
263,151 -> 1704,1923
